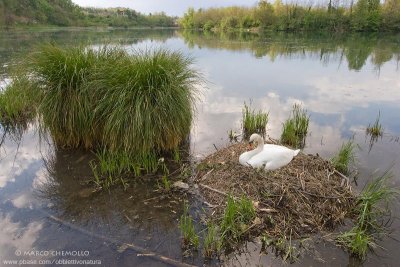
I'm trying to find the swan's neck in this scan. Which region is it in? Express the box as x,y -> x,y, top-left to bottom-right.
255,139 -> 264,153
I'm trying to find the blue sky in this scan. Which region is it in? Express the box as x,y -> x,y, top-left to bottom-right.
71,0 -> 259,16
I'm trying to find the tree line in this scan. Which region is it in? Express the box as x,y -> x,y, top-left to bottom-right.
0,0 -> 176,27
179,0 -> 400,32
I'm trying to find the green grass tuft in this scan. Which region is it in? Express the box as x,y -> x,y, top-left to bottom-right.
220,195 -> 256,244
280,103 -> 309,148
242,102 -> 268,139
203,221 -> 222,258
180,202 -> 199,249
331,139 -> 356,174
0,77 -> 41,125
18,43 -> 201,184
337,172 -> 399,259
366,112 -> 383,137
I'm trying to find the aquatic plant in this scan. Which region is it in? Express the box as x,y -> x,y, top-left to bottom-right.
242,102 -> 268,139
337,172 -> 399,259
22,43 -> 201,180
0,76 -> 41,125
160,175 -> 171,192
331,140 -> 356,174
280,103 -> 309,148
28,44 -> 126,149
220,195 -> 256,244
179,202 -> 199,248
203,221 -> 221,258
366,112 -> 383,137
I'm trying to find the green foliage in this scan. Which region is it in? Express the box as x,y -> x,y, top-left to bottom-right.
203,221 -> 222,257
179,1 -> 400,32
22,43 -> 200,181
0,0 -> 175,27
242,102 -> 268,139
180,202 -> 199,248
280,104 -> 309,148
337,172 -> 399,259
331,140 -> 356,174
366,112 -> 383,137
0,77 -> 41,124
220,195 -> 256,244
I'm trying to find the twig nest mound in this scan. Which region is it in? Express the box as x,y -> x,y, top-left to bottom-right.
195,143 -> 356,238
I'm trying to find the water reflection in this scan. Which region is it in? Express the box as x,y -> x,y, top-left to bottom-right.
0,28 -> 400,266
180,30 -> 400,71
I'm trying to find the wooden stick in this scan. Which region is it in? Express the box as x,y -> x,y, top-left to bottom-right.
199,169 -> 214,182
199,183 -> 234,198
334,170 -> 350,187
40,210 -> 196,267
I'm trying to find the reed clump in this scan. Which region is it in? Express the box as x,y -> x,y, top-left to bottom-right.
242,102 -> 268,139
280,104 -> 309,148
366,112 -> 383,137
180,202 -> 199,249
0,76 -> 41,125
220,195 -> 256,245
337,172 -> 399,259
20,43 -> 201,184
331,140 -> 356,175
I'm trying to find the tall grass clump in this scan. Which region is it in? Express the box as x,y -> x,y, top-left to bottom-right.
220,195 -> 256,245
280,104 -> 310,148
203,221 -> 222,258
331,140 -> 356,174
0,76 -> 41,125
180,202 -> 199,249
337,172 -> 399,259
23,44 -> 201,183
89,48 -> 200,160
366,112 -> 383,137
242,102 -> 268,139
27,44 -> 126,149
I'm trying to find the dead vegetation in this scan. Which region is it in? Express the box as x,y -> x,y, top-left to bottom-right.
195,142 -> 356,240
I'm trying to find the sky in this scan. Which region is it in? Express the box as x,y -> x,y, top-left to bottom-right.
71,0 -> 258,17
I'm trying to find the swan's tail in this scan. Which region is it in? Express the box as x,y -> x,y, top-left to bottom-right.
293,149 -> 300,156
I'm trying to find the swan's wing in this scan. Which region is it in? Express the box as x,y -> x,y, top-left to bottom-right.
247,147 -> 294,169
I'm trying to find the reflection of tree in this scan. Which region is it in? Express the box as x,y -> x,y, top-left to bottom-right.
180,30 -> 400,71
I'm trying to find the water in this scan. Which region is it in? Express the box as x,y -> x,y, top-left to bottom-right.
0,28 -> 400,266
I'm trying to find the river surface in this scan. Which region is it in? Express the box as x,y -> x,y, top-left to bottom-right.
0,28 -> 399,266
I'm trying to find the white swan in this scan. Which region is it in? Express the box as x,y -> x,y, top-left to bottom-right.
239,133 -> 300,170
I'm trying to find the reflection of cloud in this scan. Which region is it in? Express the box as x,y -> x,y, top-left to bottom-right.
11,193 -> 34,209
0,126 -> 44,188
0,78 -> 11,92
305,67 -> 400,115
0,213 -> 43,260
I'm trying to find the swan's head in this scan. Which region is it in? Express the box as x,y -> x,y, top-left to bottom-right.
248,133 -> 263,147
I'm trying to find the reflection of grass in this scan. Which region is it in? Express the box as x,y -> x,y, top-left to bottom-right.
242,102 -> 268,139
337,172 -> 399,259
366,112 -> 383,137
331,140 -> 356,174
280,104 -> 309,148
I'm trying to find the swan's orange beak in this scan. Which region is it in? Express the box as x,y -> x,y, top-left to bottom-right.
247,141 -> 253,150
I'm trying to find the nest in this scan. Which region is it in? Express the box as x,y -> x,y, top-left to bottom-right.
195,142 -> 356,239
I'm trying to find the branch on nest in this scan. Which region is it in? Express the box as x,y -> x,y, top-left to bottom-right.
334,170 -> 350,188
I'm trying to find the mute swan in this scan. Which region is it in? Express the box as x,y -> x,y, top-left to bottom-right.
239,133 -> 300,170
